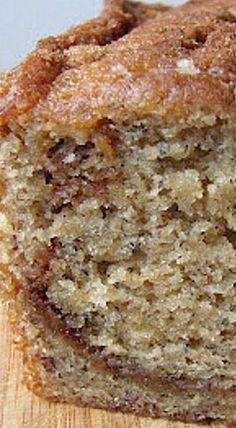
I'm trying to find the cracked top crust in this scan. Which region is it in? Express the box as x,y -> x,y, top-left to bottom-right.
0,0 -> 236,135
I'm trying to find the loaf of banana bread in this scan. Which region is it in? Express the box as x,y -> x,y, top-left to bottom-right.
0,0 -> 235,423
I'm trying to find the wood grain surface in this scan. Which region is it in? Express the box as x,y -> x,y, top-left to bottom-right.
0,301 -> 226,428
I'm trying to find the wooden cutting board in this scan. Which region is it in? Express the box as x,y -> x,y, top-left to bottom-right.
0,302 -> 226,428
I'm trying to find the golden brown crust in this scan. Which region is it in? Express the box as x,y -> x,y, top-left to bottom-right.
0,0 -> 135,133
0,0 -> 170,135
0,0 -> 236,136
39,0 -> 236,131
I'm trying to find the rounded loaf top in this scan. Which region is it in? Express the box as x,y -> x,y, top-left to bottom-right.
0,0 -> 236,134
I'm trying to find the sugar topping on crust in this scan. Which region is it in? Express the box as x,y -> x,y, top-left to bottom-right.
0,0 -> 236,134
0,0 -> 168,135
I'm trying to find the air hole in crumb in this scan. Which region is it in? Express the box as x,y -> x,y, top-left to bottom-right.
48,140 -> 95,165
74,142 -> 95,162
225,228 -> 236,249
100,204 -> 117,219
63,266 -> 74,281
40,356 -> 56,372
165,203 -> 179,215
143,281 -> 156,303
50,236 -> 62,250
187,337 -> 202,350
48,139 -> 67,158
97,261 -> 111,276
215,294 -> 225,305
53,202 -> 72,214
12,234 -> 19,251
44,170 -> 53,185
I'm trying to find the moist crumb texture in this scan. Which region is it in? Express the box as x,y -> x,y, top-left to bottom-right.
0,0 -> 236,423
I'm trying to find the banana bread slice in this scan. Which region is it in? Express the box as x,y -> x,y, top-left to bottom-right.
0,0 -> 235,423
